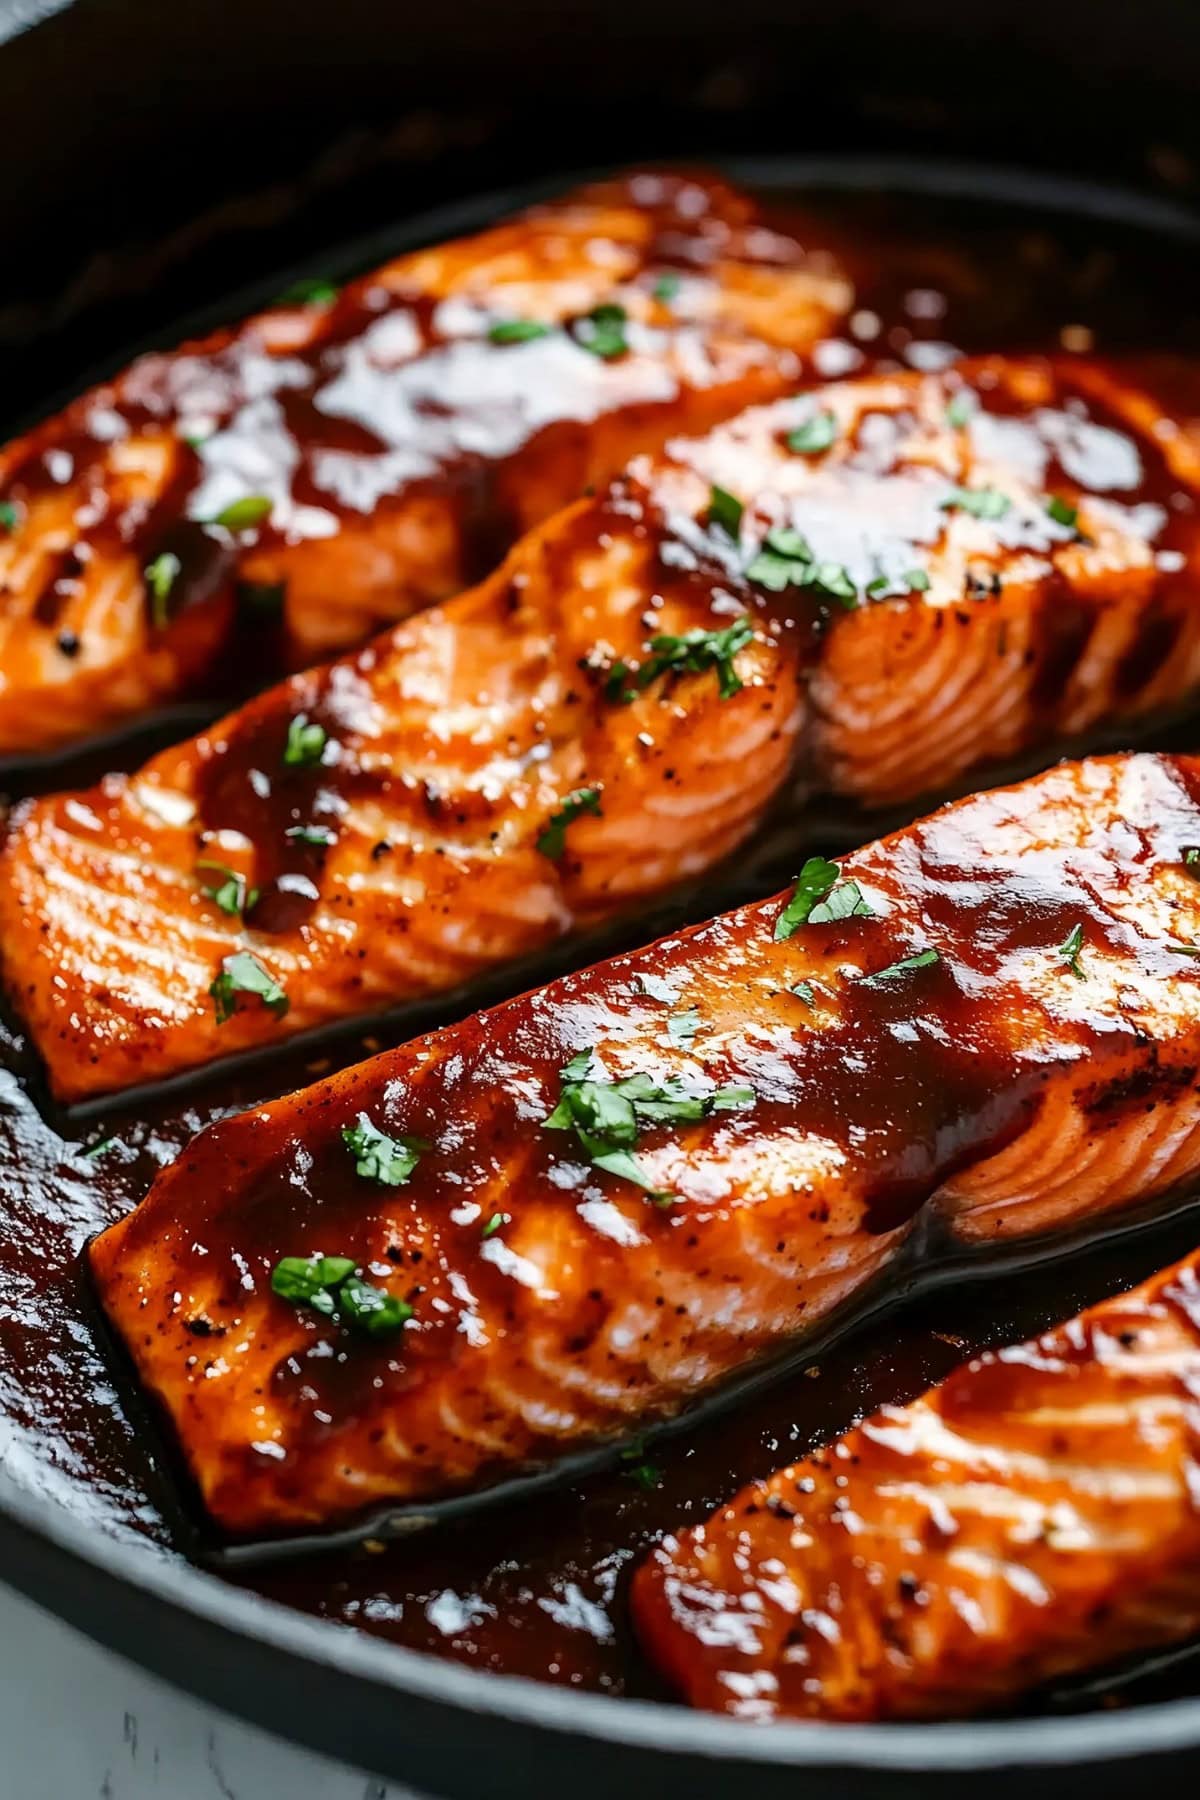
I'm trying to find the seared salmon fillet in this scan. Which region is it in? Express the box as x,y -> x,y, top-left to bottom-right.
89,751 -> 1200,1542
6,358 -> 1200,1103
0,171 -> 848,754
632,1244 -> 1200,1722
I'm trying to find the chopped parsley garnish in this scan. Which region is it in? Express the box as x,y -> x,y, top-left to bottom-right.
1057,922 -> 1086,980
708,484 -> 744,540
1045,495 -> 1079,529
277,277 -> 339,306
543,1060 -> 753,1205
488,318 -> 553,344
1169,942 -> 1200,957
0,501 -> 19,533
940,486 -> 1011,521
342,1112 -> 426,1186
945,390 -> 976,428
792,981 -> 816,1006
620,1439 -> 662,1489
608,617 -> 755,704
196,860 -> 258,918
270,1253 -> 412,1337
209,951 -> 289,1025
904,568 -> 931,592
667,1006 -> 700,1045
861,947 -> 940,985
745,527 -> 858,608
537,786 -> 603,860
1185,848 -> 1200,868
481,1211 -> 508,1239
573,302 -> 628,359
775,856 -> 873,941
283,713 -> 327,768
285,822 -> 336,848
786,410 -> 838,455
209,494 -> 273,532
866,568 -> 931,599
653,272 -> 681,303
83,1136 -> 119,1159
145,551 -> 182,628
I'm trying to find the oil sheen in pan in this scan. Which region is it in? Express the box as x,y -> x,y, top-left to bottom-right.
1,157 -> 1200,1715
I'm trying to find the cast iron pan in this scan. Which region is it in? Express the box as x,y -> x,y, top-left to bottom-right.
5,1 -> 1200,1793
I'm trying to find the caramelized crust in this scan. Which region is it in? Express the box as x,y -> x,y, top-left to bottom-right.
0,171 -> 846,753
633,1243 -> 1200,1721
5,358 -> 1200,1101
89,752 -> 1200,1542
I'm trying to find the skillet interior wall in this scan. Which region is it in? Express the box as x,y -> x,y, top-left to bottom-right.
2,0 -> 1199,424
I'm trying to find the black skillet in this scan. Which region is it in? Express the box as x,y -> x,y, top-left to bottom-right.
5,0 -> 1200,1792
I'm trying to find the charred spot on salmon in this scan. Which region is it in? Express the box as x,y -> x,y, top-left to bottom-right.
341,1113 -> 426,1187
607,617 -> 756,705
196,861 -> 259,919
1057,921 -> 1087,980
707,484 -> 743,540
572,302 -> 629,360
56,631 -> 80,658
536,787 -> 603,861
271,1253 -> 413,1337
786,410 -> 838,454
940,485 -> 1012,520
207,495 -> 273,533
144,552 -> 182,630
775,856 -> 873,941
282,714 -> 328,769
487,319 -> 553,345
285,823 -> 336,849
209,951 -> 289,1025
860,947 -> 940,986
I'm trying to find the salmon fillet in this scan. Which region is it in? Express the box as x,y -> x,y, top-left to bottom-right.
88,751 -> 1200,1543
0,171 -> 847,754
6,358 -> 1199,1103
632,1242 -> 1200,1721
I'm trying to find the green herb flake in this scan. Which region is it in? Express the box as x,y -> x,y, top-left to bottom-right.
1045,495 -> 1079,530
277,277 -> 339,306
488,319 -> 553,344
209,494 -> 273,532
1057,922 -> 1086,980
481,1211 -> 508,1240
667,1006 -> 700,1045
861,947 -> 940,986
806,561 -> 858,606
615,617 -> 755,703
786,410 -> 838,455
543,1064 -> 754,1205
945,390 -> 976,428
652,272 -> 681,303
1185,848 -> 1200,869
708,484 -> 744,540
342,1112 -> 426,1186
792,981 -> 816,1006
209,951 -> 289,1025
1168,941 -> 1200,958
145,551 -> 182,629
0,500 -> 20,533
774,856 -> 873,940
940,486 -> 1011,521
270,1253 -> 411,1337
537,786 -> 603,860
196,860 -> 258,919
574,301 -> 628,359
904,568 -> 931,592
283,713 -> 328,769
285,823 -> 336,848
83,1136 -> 120,1159
336,1275 -> 415,1337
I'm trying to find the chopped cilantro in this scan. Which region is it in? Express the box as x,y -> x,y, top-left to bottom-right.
745,527 -> 858,608
488,319 -> 553,344
271,1253 -> 412,1337
945,390 -> 976,428
342,1112 -> 426,1186
792,981 -> 816,1006
209,951 -> 289,1025
209,494 -> 273,532
653,272 -> 681,303
940,486 -> 1011,521
145,551 -> 182,628
667,1006 -> 700,1045
285,823 -> 336,848
481,1211 -> 509,1239
775,857 -> 872,940
277,277 -> 339,306
196,860 -> 258,918
543,1064 -> 753,1204
861,947 -> 940,985
0,501 -> 20,533
786,410 -> 838,455
610,616 -> 755,704
283,713 -> 327,768
1045,495 -> 1079,529
1057,922 -> 1086,980
708,484 -> 744,540
573,301 -> 629,359
537,786 -> 603,860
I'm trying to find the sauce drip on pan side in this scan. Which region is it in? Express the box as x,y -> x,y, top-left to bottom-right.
0,181 -> 1199,1712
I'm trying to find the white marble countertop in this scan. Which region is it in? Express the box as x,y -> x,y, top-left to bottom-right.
0,1581 -> 424,1800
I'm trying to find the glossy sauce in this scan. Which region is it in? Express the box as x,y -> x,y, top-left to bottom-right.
2,178 -> 1200,1713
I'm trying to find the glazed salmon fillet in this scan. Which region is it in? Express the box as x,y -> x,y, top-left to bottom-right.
89,751 -> 1200,1542
6,357 -> 1200,1103
632,1244 -> 1200,1721
0,171 -> 848,754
